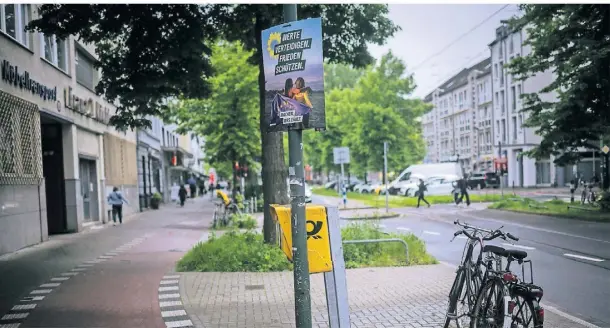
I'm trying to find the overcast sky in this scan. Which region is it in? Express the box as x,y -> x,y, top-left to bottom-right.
367,4 -> 521,99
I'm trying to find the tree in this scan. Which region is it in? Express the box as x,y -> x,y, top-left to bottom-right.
166,41 -> 260,197
28,4 -> 400,244
506,5 -> 610,165
303,52 -> 430,181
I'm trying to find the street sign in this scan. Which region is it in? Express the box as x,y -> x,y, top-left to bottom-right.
333,147 -> 350,164
602,145 -> 609,154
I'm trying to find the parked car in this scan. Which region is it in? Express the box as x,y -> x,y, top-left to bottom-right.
467,172 -> 487,189
484,172 -> 501,189
424,175 -> 461,196
347,179 -> 363,191
324,181 -> 337,189
353,183 -> 370,193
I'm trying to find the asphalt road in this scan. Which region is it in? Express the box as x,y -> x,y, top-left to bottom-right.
313,194 -> 610,327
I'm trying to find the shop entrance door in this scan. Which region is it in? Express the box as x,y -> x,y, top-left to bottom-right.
79,158 -> 98,221
41,123 -> 67,234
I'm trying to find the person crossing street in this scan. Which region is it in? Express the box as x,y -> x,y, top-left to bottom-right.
416,178 -> 430,208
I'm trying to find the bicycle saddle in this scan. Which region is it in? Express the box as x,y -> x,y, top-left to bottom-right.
483,245 -> 528,260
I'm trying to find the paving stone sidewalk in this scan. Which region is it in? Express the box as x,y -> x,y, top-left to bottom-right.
178,264 -> 590,328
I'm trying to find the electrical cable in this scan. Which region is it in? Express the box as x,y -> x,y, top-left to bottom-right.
411,4 -> 510,72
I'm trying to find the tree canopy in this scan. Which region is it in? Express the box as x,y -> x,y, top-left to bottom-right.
165,41 -> 260,183
305,53 -> 430,180
506,4 -> 610,165
28,4 -> 399,130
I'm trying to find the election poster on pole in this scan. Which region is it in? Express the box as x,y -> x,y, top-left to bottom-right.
261,17 -> 326,132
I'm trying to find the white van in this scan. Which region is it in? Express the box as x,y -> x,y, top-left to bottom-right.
389,163 -> 464,196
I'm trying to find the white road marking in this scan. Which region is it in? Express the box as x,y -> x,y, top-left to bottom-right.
21,296 -> 44,302
105,252 -> 119,256
51,277 -> 70,282
77,264 -> 94,268
11,304 -> 36,311
159,286 -> 180,292
161,309 -> 187,318
71,268 -> 87,272
563,253 -> 605,262
1,313 -> 28,320
160,280 -> 179,285
163,275 -> 180,279
423,230 -> 440,236
0,323 -> 22,328
158,293 -> 181,300
39,283 -> 61,288
165,320 -> 194,328
457,212 -> 610,244
396,227 -> 411,231
30,289 -> 52,295
159,300 -> 183,308
61,272 -> 79,276
502,243 -> 536,250
98,255 -> 113,259
84,259 -> 104,264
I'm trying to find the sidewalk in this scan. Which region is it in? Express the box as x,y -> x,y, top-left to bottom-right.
177,264 -> 592,328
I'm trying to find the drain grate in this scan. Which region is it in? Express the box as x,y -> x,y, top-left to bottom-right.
245,284 -> 265,290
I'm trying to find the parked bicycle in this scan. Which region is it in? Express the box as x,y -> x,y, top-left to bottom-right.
444,220 -> 517,328
212,190 -> 241,228
445,220 -> 545,328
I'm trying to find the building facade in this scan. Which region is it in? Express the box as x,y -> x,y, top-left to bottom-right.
489,24 -> 559,187
422,58 -> 492,173
0,3 -> 136,255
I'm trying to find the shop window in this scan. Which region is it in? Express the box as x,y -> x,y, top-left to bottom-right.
41,34 -> 68,72
536,161 -> 551,184
76,48 -> 96,90
1,4 -> 30,48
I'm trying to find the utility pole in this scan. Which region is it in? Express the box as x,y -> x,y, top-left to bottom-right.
384,142 -> 389,213
283,6 -> 312,328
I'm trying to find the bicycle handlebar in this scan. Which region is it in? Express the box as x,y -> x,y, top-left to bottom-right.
453,220 -> 519,242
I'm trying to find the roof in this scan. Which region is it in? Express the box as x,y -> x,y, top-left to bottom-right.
424,57 -> 492,102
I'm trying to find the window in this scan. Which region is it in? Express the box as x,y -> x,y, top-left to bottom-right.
494,64 -> 498,79
509,36 -> 514,54
512,117 -> 517,140
536,162 -> 551,184
501,119 -> 506,142
41,35 -> 68,72
499,61 -> 504,86
162,128 -> 165,145
511,86 -> 516,111
517,84 -> 522,102
1,4 -> 30,47
500,91 -> 505,113
518,114 -> 523,133
76,49 -> 96,90
498,43 -> 503,59
495,92 -> 499,108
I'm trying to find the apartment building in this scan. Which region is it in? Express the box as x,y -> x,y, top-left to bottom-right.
0,4 -> 137,255
422,58 -> 492,173
489,24 -> 561,187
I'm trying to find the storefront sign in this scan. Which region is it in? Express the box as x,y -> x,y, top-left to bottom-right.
63,87 -> 110,125
1,59 -> 57,102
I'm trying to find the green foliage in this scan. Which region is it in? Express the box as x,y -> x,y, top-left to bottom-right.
506,5 -> 610,165
232,213 -> 258,229
176,231 -> 292,272
166,41 -> 260,177
598,191 -> 610,212
489,196 -> 610,221
151,192 -> 162,201
341,222 -> 437,268
312,187 -> 501,208
304,53 -> 430,178
27,4 -> 219,130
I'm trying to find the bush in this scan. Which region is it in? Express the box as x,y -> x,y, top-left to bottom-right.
341,222 -> 437,268
232,213 -> 257,229
176,230 -> 291,272
598,191 -> 610,211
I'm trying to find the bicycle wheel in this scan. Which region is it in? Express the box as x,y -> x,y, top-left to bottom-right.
509,295 -> 538,328
444,268 -> 466,328
470,277 -> 508,328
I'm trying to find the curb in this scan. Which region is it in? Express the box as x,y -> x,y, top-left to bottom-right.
341,213 -> 401,220
157,274 -> 194,328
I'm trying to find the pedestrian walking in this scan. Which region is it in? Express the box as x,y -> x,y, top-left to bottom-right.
416,179 -> 430,208
569,179 -> 576,203
187,176 -> 197,198
178,184 -> 188,207
107,187 -> 129,226
456,174 -> 471,206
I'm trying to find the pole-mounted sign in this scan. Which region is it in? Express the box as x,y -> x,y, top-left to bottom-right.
262,17 -> 326,133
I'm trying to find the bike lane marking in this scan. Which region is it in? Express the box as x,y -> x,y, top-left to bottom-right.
563,253 -> 605,262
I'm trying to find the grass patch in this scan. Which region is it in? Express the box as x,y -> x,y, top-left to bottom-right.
313,187 -> 501,208
342,211 -> 400,220
488,197 -> 610,222
177,222 -> 436,272
176,230 -> 292,272
341,221 -> 437,268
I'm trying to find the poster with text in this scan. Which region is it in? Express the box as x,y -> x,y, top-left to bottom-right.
261,17 -> 326,132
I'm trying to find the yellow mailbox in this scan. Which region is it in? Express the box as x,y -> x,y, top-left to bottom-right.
270,204 -> 333,274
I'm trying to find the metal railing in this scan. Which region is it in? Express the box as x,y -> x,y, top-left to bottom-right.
342,238 -> 409,264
